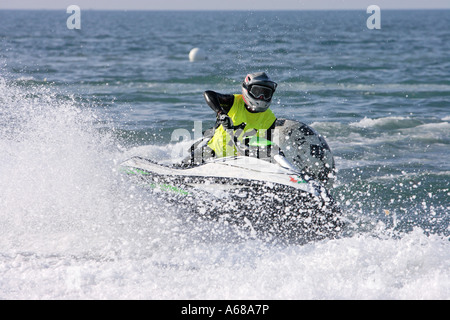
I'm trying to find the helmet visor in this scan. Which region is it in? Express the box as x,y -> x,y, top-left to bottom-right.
248,85 -> 274,101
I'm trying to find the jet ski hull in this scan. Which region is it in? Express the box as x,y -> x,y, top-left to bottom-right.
121,156 -> 344,244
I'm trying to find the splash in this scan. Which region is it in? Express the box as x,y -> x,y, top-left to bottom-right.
0,77 -> 186,259
0,78 -> 448,300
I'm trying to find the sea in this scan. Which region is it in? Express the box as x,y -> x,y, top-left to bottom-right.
0,9 -> 448,300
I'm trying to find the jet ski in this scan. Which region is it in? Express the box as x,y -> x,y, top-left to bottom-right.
120,119 -> 344,244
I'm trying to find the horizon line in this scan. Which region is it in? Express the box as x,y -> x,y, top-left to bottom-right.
1,8 -> 449,11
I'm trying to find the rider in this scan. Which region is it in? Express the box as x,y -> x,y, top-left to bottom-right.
203,72 -> 278,159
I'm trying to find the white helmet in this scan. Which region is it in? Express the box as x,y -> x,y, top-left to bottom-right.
242,72 -> 277,113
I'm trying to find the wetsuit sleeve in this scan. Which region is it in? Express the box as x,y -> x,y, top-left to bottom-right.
203,91 -> 235,115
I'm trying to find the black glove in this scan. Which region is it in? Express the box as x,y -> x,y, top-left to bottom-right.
217,113 -> 233,129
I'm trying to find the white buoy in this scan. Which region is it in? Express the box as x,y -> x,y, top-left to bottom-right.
189,48 -> 207,62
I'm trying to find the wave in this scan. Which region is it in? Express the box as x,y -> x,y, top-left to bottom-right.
283,82 -> 450,93
348,116 -> 422,129
311,117 -> 449,145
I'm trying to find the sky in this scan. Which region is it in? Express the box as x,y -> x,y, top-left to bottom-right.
1,0 -> 449,10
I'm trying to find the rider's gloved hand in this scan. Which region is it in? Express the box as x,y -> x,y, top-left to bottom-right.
217,113 -> 233,129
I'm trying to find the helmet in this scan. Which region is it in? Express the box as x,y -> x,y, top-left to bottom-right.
242,72 -> 277,113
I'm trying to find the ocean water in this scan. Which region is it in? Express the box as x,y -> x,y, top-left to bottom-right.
0,10 -> 449,299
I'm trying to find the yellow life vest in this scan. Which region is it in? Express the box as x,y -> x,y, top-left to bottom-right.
207,94 -> 276,157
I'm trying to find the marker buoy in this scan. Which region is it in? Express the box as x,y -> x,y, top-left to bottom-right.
189,48 -> 207,62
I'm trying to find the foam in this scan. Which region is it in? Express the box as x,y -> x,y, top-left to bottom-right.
0,229 -> 448,299
349,116 -> 414,128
